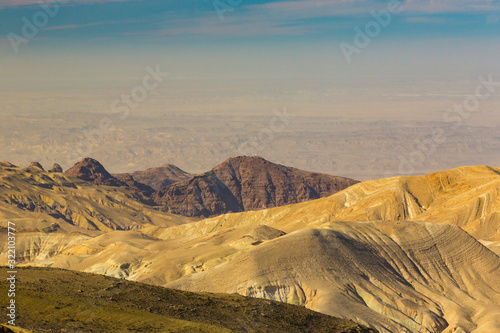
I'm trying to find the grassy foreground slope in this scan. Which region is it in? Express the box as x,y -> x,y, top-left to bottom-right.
0,267 -> 375,333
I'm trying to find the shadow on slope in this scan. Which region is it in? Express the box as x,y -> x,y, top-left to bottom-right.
0,267 -> 375,333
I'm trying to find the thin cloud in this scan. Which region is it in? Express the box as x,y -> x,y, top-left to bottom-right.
44,19 -> 134,31
44,22 -> 105,31
0,0 -> 132,9
158,21 -> 306,37
245,0 -> 500,17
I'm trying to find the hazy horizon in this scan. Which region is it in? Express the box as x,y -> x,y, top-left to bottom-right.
1,0 -> 500,179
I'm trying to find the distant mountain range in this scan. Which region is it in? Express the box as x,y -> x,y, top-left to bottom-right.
153,156 -> 359,217
3,158 -> 500,332
120,164 -> 192,191
62,156 -> 359,218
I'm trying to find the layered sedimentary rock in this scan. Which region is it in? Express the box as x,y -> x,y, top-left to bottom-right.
0,162 -> 192,232
168,221 -> 500,333
3,163 -> 500,332
153,156 -> 359,217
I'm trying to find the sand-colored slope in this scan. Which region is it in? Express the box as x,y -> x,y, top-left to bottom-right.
183,165 -> 500,250
168,221 -> 500,333
19,220 -> 500,332
4,164 -> 500,332
11,166 -> 500,288
23,224 -> 287,286
0,162 -> 192,233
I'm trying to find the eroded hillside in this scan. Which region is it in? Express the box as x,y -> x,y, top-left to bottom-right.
3,163 -> 500,332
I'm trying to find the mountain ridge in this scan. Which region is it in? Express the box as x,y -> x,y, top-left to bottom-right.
0,266 -> 375,333
2,163 -> 500,332
153,156 -> 360,217
125,163 -> 192,191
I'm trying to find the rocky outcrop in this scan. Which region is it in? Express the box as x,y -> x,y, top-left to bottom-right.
65,158 -> 125,187
65,158 -> 156,203
126,164 -> 192,191
153,156 -> 359,218
48,163 -> 63,173
115,173 -> 155,197
29,162 -> 44,170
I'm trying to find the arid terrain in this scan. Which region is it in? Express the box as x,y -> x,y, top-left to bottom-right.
0,267 -> 375,333
3,0 -> 499,331
153,156 -> 358,217
1,158 -> 500,332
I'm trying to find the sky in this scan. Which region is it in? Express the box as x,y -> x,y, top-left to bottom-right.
1,0 -> 500,84
1,0 -> 500,177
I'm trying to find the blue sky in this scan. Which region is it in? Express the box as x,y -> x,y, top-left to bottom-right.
1,0 -> 500,175
2,0 -> 500,42
1,1 -> 500,85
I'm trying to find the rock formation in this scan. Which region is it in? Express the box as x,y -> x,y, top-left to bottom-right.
48,163 -> 63,173
65,157 -> 125,187
115,173 -> 155,197
153,156 -> 359,217
29,162 -> 44,170
124,164 -> 192,191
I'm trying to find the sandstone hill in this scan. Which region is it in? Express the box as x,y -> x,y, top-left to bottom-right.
3,163 -> 500,332
153,156 -> 359,217
48,163 -> 63,173
8,219 -> 500,332
168,221 -> 500,333
0,161 -> 191,233
65,157 -> 125,187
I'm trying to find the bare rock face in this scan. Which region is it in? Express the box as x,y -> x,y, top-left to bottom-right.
65,158 -> 156,203
138,164 -> 191,190
121,164 -> 192,191
29,162 -> 44,171
153,156 -> 359,218
48,163 -> 63,173
65,158 -> 126,187
115,173 -> 155,197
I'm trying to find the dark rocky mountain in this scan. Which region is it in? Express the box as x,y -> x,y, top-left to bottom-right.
115,173 -> 155,197
117,164 -> 192,191
29,161 -> 44,170
65,157 -> 125,187
48,163 -> 63,173
153,156 -> 359,218
65,158 -> 154,201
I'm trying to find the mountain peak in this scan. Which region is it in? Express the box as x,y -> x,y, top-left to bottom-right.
154,156 -> 359,218
65,158 -> 123,187
49,163 -> 63,173
29,161 -> 45,171
216,156 -> 268,168
128,163 -> 192,191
